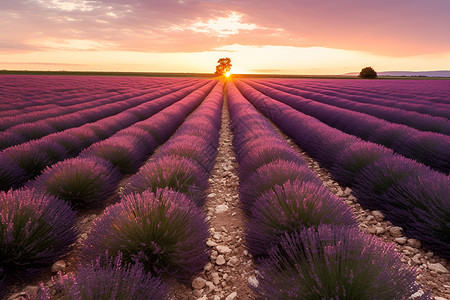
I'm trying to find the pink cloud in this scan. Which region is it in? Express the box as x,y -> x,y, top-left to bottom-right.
1,0 -> 449,56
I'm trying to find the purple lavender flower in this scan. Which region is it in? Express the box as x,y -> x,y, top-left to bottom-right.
246,181 -> 357,257
33,156 -> 121,209
239,160 -> 322,213
80,189 -> 209,283
0,188 -> 77,282
123,156 -> 209,207
255,225 -> 427,299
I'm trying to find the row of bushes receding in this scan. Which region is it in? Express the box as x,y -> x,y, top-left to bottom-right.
244,80 -> 450,174
256,79 -> 450,132
0,80 -> 210,192
227,81 -> 426,299
0,80 -> 218,297
235,79 -> 450,261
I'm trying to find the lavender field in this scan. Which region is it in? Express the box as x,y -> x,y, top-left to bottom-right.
1,75 -> 449,299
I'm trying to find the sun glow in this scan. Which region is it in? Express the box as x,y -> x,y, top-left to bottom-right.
225,71 -> 232,77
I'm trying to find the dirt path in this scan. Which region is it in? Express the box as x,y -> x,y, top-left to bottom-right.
169,93 -> 256,300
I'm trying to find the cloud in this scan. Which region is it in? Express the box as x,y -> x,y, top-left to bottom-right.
0,0 -> 449,56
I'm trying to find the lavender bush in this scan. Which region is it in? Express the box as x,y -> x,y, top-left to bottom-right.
80,189 -> 209,282
123,156 -> 208,207
0,154 -> 27,191
246,181 -> 357,257
255,225 -> 427,299
330,142 -> 394,186
0,189 -> 77,282
239,160 -> 322,213
3,143 -> 53,178
36,252 -> 168,300
33,157 -> 121,209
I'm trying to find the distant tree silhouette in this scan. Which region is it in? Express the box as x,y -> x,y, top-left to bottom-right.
215,58 -> 232,76
359,66 -> 378,79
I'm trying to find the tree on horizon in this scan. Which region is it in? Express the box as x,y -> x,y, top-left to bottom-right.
215,58 -> 232,76
359,66 -> 378,79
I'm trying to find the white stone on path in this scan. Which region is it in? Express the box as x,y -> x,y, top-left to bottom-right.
215,204 -> 229,213
225,292 -> 237,300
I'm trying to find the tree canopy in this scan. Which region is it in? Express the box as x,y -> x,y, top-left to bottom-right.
359,66 -> 378,79
215,58 -> 232,76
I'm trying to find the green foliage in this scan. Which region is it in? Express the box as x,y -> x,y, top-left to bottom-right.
359,66 -> 378,79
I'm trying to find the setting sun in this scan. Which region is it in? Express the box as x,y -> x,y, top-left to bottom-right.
225,71 -> 232,77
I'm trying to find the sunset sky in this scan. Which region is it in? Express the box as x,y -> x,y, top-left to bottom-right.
1,0 -> 450,75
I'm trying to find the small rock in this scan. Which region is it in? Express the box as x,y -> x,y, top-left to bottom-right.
204,281 -> 215,294
248,275 -> 259,288
411,254 -> 421,265
204,262 -> 213,271
389,226 -> 403,238
213,233 -> 221,240
51,260 -> 66,273
206,240 -> 217,247
213,296 -> 221,300
428,263 -> 449,274
243,250 -> 249,256
227,256 -> 240,267
375,227 -> 385,235
407,238 -> 421,249
192,277 -> 206,289
211,272 -> 220,285
196,296 -> 207,300
215,204 -> 229,213
24,285 -> 39,296
403,246 -> 418,254
366,227 -> 377,235
344,187 -> 352,195
216,255 -> 226,265
225,292 -> 237,300
372,210 -> 384,222
207,193 -> 217,198
409,289 -> 425,299
216,245 -> 232,254
394,237 -> 407,245
434,297 -> 448,300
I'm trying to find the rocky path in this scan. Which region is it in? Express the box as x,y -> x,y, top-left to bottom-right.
169,96 -> 256,300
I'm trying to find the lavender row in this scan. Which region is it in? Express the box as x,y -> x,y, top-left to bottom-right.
240,80 -> 450,174
234,80 -> 450,260
226,82 -> 425,299
252,79 -> 450,134
268,78 -> 449,106
0,80 -> 218,294
263,78 -> 450,118
75,81 -> 223,297
0,75 -> 198,113
0,81 -> 211,191
0,78 -> 197,132
0,80 -> 206,149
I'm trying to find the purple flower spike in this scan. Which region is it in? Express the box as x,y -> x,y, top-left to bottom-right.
0,188 -> 77,282
80,189 -> 209,283
246,181 -> 357,258
331,142 -> 394,187
43,252 -> 168,300
33,156 -> 121,209
239,160 -> 322,213
256,225 -> 428,299
123,156 -> 209,207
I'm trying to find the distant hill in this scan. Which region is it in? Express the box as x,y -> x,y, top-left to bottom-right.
344,70 -> 450,77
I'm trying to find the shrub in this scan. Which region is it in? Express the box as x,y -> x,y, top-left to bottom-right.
255,225 -> 426,299
3,143 -> 53,178
330,142 -> 394,187
239,160 -> 322,213
37,252 -> 168,300
238,145 -> 307,177
80,189 -> 209,283
123,156 -> 208,207
0,189 -> 77,282
0,131 -> 26,150
114,127 -> 159,154
80,136 -> 148,175
0,154 -> 27,191
246,181 -> 357,258
383,172 -> 450,259
51,132 -> 84,156
359,66 -> 378,79
33,157 -> 121,209
156,140 -> 217,172
352,156 -> 425,211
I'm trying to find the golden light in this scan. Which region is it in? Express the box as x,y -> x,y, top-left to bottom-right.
225,71 -> 232,77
